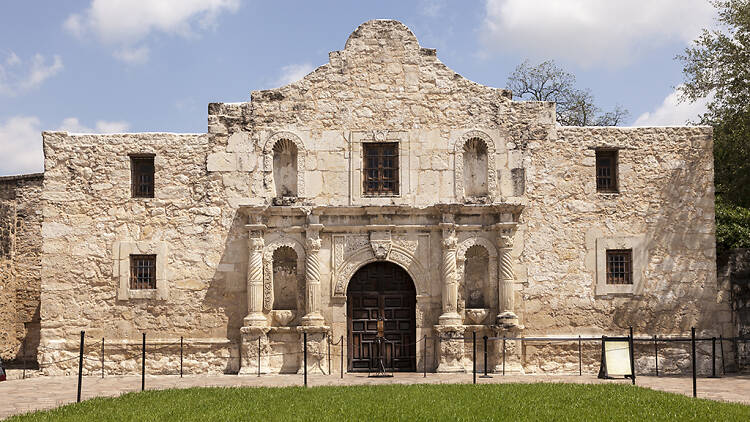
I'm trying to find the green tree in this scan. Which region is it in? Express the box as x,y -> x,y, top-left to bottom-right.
506,60 -> 629,126
678,0 -> 750,252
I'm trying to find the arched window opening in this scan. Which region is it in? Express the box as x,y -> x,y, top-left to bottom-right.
273,139 -> 298,198
272,246 -> 298,310
463,138 -> 488,197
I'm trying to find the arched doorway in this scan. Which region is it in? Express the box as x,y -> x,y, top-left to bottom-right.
347,261 -> 416,372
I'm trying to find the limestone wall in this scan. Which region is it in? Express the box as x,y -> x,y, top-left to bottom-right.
0,173 -> 43,364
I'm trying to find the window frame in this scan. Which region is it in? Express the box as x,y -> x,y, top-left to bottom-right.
115,240 -> 168,300
129,254 -> 157,290
594,235 -> 646,296
362,142 -> 399,196
130,154 -> 155,198
595,149 -> 618,193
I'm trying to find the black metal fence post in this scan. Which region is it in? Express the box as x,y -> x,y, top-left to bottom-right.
719,335 -> 725,375
303,331 -> 308,388
22,338 -> 27,380
480,335 -> 491,378
328,335 -> 331,376
654,335 -> 659,376
180,336 -> 183,378
578,335 -> 582,376
710,337 -> 718,378
141,332 -> 146,392
628,326 -> 635,385
77,331 -> 84,403
423,335 -> 427,378
472,331 -> 476,385
101,337 -> 104,379
502,336 -> 506,376
340,335 -> 344,379
257,336 -> 261,377
691,327 -> 697,398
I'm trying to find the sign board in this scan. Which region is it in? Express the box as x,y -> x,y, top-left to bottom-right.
598,336 -> 634,380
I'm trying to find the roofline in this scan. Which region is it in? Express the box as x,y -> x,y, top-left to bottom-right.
0,172 -> 44,182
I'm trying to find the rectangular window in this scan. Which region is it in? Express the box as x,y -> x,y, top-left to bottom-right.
131,155 -> 155,198
363,142 -> 399,196
130,254 -> 157,289
606,249 -> 632,285
596,150 -> 618,193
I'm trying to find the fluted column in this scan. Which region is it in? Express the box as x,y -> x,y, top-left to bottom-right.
301,223 -> 325,326
438,220 -> 461,326
496,232 -> 518,328
244,227 -> 267,326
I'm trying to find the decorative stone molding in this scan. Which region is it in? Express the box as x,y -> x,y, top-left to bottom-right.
369,231 -> 392,260
245,222 -> 268,327
453,130 -> 498,203
114,240 -> 169,300
595,235 -> 647,296
332,243 -> 427,297
438,217 -> 462,325
301,223 -> 324,326
262,234 -> 306,312
263,131 -> 307,198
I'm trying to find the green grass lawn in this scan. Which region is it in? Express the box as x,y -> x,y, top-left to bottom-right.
8,383 -> 750,421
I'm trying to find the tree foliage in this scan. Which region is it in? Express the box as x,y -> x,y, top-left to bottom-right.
678,0 -> 750,251
506,60 -> 629,126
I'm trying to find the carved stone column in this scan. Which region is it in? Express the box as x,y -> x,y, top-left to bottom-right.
438,219 -> 461,326
496,227 -> 519,328
301,223 -> 325,326
244,225 -> 267,327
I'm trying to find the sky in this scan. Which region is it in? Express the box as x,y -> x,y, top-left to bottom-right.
0,0 -> 719,176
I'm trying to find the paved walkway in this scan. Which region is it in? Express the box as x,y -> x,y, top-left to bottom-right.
1,372 -> 749,420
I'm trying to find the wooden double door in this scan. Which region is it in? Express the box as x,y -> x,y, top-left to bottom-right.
347,262 -> 416,372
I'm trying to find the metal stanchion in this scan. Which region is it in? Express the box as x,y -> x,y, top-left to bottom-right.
502,336 -> 506,376
101,338 -> 104,379
472,331 -> 476,385
142,332 -> 146,392
180,337 -> 183,378
709,337 -> 719,378
578,335 -> 582,376
340,335 -> 344,379
691,327 -> 697,398
654,335 -> 659,376
257,337 -> 261,377
22,338 -> 26,380
303,332 -> 308,388
480,336 -> 492,378
628,326 -> 635,385
77,331 -> 84,403
720,335 -> 725,375
423,335 -> 427,378
328,335 -> 331,376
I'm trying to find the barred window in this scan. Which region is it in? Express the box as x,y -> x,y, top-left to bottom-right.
363,142 -> 399,195
606,249 -> 632,285
596,150 -> 618,193
130,254 -> 157,289
131,155 -> 155,198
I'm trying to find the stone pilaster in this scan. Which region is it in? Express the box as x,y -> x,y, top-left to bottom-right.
244,224 -> 267,327
496,227 -> 519,328
297,325 -> 330,375
491,326 -> 524,374
434,325 -> 467,372
239,326 -> 271,375
301,223 -> 325,326
438,217 -> 461,326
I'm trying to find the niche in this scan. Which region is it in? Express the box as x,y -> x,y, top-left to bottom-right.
463,138 -> 488,198
273,139 -> 298,198
463,245 -> 489,309
272,246 -> 298,310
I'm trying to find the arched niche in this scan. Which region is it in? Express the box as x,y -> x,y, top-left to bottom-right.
262,234 -> 306,313
456,236 -> 498,313
453,130 -> 497,202
263,131 -> 306,199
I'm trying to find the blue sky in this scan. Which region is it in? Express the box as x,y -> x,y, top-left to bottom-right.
0,0 -> 717,176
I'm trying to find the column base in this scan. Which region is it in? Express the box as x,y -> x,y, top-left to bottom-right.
491,325 -> 524,374
434,325 -> 468,373
495,311 -> 520,329
239,326 -> 271,375
438,312 -> 462,326
300,312 -> 325,327
297,326 -> 331,375
243,312 -> 268,327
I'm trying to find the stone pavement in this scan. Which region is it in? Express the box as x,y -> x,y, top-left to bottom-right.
1,372 -> 749,420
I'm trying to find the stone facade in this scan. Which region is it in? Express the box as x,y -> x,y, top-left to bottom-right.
25,20 -> 732,376
0,173 -> 43,365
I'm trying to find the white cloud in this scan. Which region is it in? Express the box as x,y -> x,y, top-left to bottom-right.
275,63 -> 315,86
0,116 -> 44,175
0,52 -> 63,96
56,117 -> 130,133
420,0 -> 447,18
481,0 -> 715,67
634,86 -> 711,126
65,0 -> 240,64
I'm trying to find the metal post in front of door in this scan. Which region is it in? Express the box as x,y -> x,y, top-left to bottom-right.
480,335 -> 492,378
340,335 -> 344,379
423,335 -> 427,378
303,331 -> 308,388
472,331 -> 476,385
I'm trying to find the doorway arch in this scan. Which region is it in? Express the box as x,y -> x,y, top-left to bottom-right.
347,261 -> 416,372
